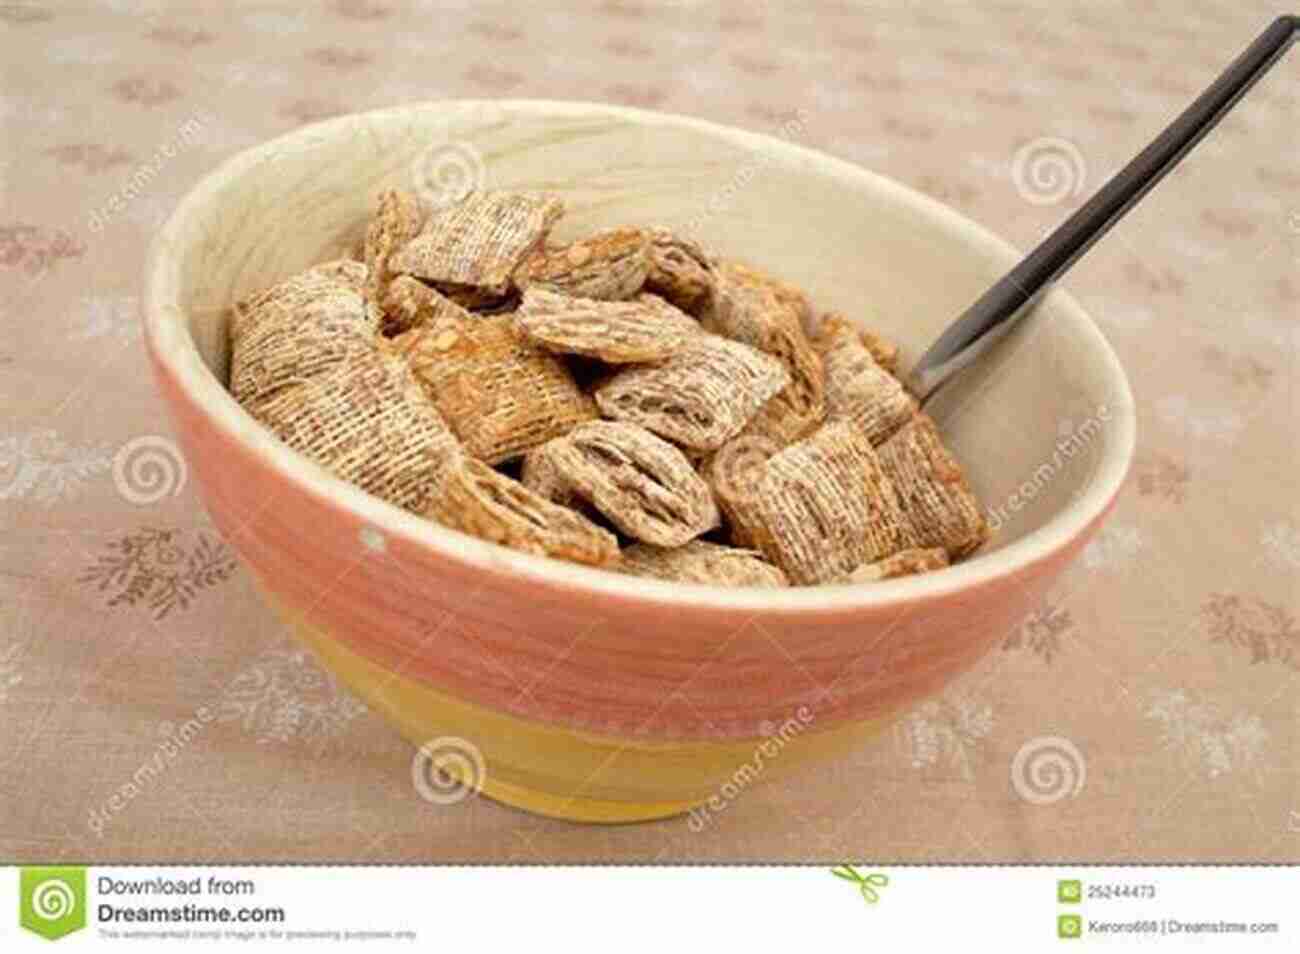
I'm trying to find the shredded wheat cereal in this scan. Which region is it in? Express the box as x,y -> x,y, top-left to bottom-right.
380,274 -> 473,337
814,313 -> 916,444
644,227 -> 716,316
729,421 -> 911,584
248,346 -> 460,513
231,259 -> 374,340
513,227 -> 650,300
715,260 -> 814,337
701,434 -> 782,548
620,540 -> 788,587
229,261 -> 380,407
709,262 -> 825,445
516,288 -> 696,363
844,547 -> 949,583
594,333 -> 787,450
394,312 -> 596,464
520,439 -> 580,508
538,420 -> 719,547
857,325 -> 900,375
363,189 -> 425,310
425,456 -> 619,567
390,190 -> 564,294
876,413 -> 989,558
226,190 -> 986,585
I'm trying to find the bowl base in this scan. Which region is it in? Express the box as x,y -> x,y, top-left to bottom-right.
474,774 -> 699,824
258,584 -> 722,823
255,578 -> 894,825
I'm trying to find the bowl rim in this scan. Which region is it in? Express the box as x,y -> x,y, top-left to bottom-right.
143,98 -> 1136,614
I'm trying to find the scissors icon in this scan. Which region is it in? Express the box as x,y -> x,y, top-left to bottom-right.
830,865 -> 889,903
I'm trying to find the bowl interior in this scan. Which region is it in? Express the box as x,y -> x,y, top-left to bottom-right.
157,100 -> 1132,574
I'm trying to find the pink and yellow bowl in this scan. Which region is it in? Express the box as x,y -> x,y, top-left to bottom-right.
143,101 -> 1135,822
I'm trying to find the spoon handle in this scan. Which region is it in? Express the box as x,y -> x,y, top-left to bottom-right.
906,14 -> 1299,403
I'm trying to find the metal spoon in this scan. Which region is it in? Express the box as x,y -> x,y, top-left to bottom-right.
905,14 -> 1298,404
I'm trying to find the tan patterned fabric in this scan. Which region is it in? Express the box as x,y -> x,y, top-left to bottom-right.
0,1 -> 1295,863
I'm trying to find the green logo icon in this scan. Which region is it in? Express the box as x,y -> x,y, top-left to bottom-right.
1058,879 -> 1082,903
1058,914 -> 1083,939
830,865 -> 889,904
19,867 -> 87,941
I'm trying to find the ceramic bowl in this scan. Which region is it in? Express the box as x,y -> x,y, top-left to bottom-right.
143,100 -> 1135,823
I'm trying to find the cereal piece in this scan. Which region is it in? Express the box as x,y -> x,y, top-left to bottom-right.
231,308 -> 375,409
380,274 -> 473,336
424,456 -> 618,567
229,262 -> 380,407
709,262 -> 825,445
844,547 -> 949,583
731,421 -> 911,585
363,188 -> 426,305
594,333 -> 787,451
308,257 -> 370,295
643,228 -> 716,315
540,421 -> 720,547
520,440 -> 579,507
715,260 -> 814,336
739,381 -> 823,447
635,290 -> 703,327
390,190 -> 564,294
859,327 -> 900,375
516,288 -> 696,363
231,259 -> 375,340
513,227 -> 650,300
701,434 -> 782,547
876,414 -> 989,558
620,541 -> 788,587
394,312 -> 596,464
815,313 -> 916,444
249,347 -> 460,513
